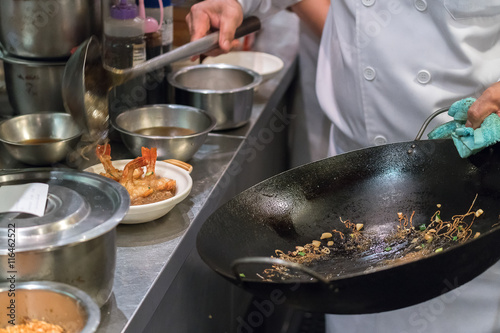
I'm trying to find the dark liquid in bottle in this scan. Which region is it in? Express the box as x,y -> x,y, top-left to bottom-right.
135,126 -> 196,137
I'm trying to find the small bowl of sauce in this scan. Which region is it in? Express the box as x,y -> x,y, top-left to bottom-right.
0,113 -> 82,166
112,104 -> 217,162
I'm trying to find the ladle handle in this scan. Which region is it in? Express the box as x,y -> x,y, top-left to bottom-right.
119,16 -> 261,81
234,16 -> 261,40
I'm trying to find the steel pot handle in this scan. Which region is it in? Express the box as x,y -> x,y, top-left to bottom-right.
231,257 -> 330,285
414,106 -> 450,141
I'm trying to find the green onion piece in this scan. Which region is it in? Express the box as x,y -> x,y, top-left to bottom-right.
421,244 -> 425,248
435,248 -> 443,253
298,251 -> 306,256
239,273 -> 246,278
384,246 -> 392,252
436,214 -> 441,222
419,224 -> 426,231
452,236 -> 458,241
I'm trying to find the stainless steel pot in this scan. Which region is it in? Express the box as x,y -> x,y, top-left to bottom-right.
0,0 -> 100,59
168,64 -> 262,130
1,53 -> 65,114
0,169 -> 129,307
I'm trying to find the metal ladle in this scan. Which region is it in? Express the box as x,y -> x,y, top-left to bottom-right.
62,17 -> 261,142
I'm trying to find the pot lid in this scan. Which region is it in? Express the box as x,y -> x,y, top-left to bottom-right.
0,168 -> 129,253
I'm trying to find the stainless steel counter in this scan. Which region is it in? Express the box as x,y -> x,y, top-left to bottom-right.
0,10 -> 300,332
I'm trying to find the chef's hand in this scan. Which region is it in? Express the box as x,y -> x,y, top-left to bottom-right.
186,0 -> 244,60
466,82 -> 500,129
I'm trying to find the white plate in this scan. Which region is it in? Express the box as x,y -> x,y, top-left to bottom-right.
202,51 -> 284,82
85,160 -> 193,224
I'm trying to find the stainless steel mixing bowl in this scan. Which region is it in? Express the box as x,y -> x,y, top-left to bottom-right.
0,281 -> 100,333
168,64 -> 262,130
0,112 -> 82,165
0,0 -> 100,59
112,104 -> 217,161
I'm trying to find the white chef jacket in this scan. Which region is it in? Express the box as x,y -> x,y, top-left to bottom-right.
237,0 -> 500,332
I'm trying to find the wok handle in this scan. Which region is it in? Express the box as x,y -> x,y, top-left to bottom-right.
231,257 -> 330,285
414,106 -> 450,141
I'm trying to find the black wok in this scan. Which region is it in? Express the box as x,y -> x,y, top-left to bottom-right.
197,138 -> 500,314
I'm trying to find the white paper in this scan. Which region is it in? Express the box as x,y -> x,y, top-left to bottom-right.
0,183 -> 49,217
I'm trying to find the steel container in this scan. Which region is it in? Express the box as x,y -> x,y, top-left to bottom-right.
168,64 -> 262,130
0,169 -> 129,307
0,0 -> 100,59
112,104 -> 217,161
0,281 -> 100,333
1,54 -> 66,114
0,113 -> 82,166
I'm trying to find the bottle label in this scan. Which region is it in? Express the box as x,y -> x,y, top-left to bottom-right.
133,42 -> 147,66
161,21 -> 174,46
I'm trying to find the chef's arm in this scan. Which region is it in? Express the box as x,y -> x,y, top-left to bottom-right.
466,81 -> 500,129
186,0 -> 300,54
290,0 -> 330,38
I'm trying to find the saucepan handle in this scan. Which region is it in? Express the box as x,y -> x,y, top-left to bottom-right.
414,106 -> 450,141
231,256 -> 330,285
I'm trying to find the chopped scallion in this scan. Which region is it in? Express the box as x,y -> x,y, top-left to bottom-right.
435,248 -> 443,253
384,246 -> 392,252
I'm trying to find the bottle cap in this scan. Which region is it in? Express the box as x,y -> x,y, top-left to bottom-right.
110,0 -> 139,20
144,0 -> 171,8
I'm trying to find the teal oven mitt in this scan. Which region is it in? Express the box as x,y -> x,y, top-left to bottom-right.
428,97 -> 500,158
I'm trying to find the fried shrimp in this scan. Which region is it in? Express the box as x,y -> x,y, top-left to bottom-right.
95,145 -> 177,206
119,157 -> 154,203
95,143 -> 122,181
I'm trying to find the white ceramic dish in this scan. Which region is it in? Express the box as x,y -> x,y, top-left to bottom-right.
85,160 -> 193,224
202,51 -> 284,82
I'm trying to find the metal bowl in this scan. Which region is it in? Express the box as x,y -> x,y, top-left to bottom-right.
202,51 -> 284,82
0,281 -> 100,333
0,112 -> 82,166
0,0 -> 100,59
112,104 -> 217,161
168,64 -> 262,130
1,53 -> 66,114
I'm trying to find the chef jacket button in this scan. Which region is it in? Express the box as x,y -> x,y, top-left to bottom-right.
362,0 -> 375,7
414,0 -> 428,11
363,67 -> 376,81
374,135 -> 387,145
417,70 -> 431,84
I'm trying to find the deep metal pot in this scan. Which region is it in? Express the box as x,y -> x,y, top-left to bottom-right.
0,169 -> 129,307
0,0 -> 100,59
168,64 -> 262,130
1,53 -> 65,114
